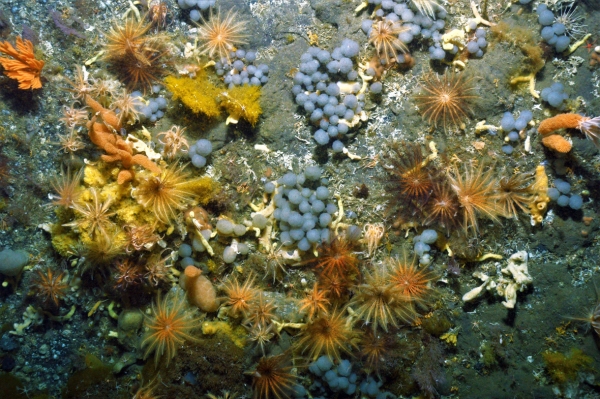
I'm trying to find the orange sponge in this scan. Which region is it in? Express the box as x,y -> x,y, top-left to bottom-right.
541,134 -> 572,153
180,265 -> 219,312
538,113 -> 583,135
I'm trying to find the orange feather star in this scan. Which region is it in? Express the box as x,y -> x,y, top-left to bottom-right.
0,36 -> 45,90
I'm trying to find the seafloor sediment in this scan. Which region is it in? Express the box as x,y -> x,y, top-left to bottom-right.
0,0 -> 599,398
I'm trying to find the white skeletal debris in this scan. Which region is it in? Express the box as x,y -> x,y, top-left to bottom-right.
462,271 -> 496,302
497,251 -> 533,308
462,251 -> 532,309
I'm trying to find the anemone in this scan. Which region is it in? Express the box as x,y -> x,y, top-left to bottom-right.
141,289 -> 201,366
414,71 -> 478,132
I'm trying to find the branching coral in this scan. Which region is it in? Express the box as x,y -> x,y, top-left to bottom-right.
0,36 -> 44,89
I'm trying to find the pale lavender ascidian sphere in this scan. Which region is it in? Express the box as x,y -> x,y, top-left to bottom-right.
189,139 -> 213,168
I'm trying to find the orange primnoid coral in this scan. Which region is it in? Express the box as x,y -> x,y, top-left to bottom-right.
296,308 -> 358,362
0,36 -> 45,89
541,134 -> 572,153
141,289 -> 201,366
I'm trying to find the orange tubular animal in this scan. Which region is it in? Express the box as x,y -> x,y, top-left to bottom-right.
537,113 -> 584,135
180,265 -> 219,312
541,134 -> 572,153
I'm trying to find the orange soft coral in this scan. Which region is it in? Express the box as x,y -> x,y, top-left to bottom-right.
0,36 -> 45,89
